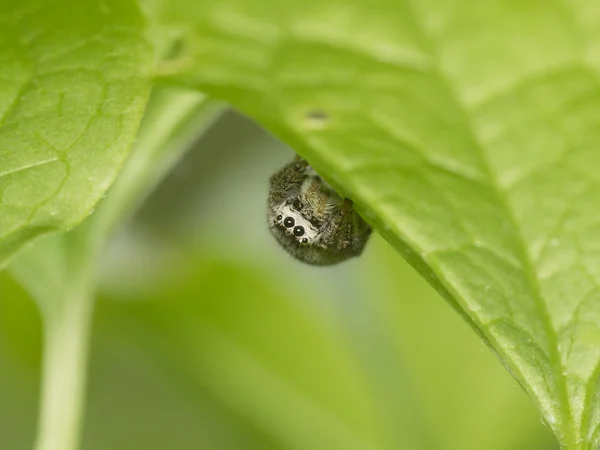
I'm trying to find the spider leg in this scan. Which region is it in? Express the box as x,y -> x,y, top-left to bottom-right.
294,154 -> 310,170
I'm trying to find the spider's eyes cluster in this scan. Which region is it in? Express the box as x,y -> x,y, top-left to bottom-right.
276,213 -> 309,244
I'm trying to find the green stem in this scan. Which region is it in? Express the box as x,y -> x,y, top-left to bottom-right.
33,260 -> 94,450
34,304 -> 93,450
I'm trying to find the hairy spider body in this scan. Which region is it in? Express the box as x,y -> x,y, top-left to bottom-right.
267,156 -> 371,265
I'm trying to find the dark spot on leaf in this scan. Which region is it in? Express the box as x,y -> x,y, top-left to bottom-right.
306,109 -> 329,123
163,37 -> 186,61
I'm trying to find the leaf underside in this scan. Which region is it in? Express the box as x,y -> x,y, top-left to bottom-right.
146,0 -> 600,447
0,0 -> 151,267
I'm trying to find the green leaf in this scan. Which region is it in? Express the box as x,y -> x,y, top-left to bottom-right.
0,0 -> 152,268
147,1 -> 600,448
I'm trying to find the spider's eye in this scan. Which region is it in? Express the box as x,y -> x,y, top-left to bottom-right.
276,215 -> 282,221
293,226 -> 305,237
284,217 -> 295,228
293,199 -> 303,210
302,238 -> 308,244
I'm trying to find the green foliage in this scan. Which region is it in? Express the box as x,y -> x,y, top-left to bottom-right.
0,0 -> 152,267
7,87 -> 222,450
2,1 -> 600,449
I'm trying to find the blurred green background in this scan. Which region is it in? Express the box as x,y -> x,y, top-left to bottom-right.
0,110 -> 558,450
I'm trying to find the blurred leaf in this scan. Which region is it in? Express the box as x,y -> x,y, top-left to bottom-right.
0,0 -> 152,268
0,272 -> 280,450
145,2 -> 600,448
0,240 -> 554,450
99,258 -> 391,450
0,272 -> 41,369
0,273 -> 40,450
97,245 -> 554,450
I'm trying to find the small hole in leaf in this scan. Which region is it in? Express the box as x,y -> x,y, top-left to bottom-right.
303,109 -> 330,129
155,30 -> 195,76
163,37 -> 186,61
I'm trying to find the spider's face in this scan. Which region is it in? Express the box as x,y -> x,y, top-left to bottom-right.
271,198 -> 319,246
